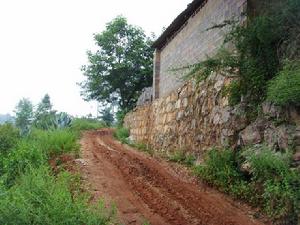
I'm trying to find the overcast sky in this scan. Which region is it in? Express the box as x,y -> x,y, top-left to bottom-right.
0,0 -> 191,117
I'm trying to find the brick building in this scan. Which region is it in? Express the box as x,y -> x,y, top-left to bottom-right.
151,0 -> 247,99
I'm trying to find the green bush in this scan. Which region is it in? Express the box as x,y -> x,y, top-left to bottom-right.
193,149 -> 245,194
113,127 -> 130,144
0,166 -> 114,225
195,146 -> 300,223
2,140 -> 46,187
31,129 -> 80,157
243,147 -> 300,221
267,61 -> 300,106
0,123 -> 20,154
242,146 -> 291,182
187,0 -> 300,111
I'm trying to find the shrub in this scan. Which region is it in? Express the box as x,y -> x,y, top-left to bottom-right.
113,127 -> 130,144
0,166 -> 114,225
0,123 -> 20,154
2,140 -> 46,187
196,146 -> 300,223
242,146 -> 291,182
243,146 -> 300,222
193,149 -> 245,194
31,129 -> 80,157
267,61 -> 300,106
186,0 -> 300,111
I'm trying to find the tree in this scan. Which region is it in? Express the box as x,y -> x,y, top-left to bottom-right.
36,94 -> 52,114
80,16 -> 153,112
14,98 -> 33,135
34,94 -> 56,130
99,107 -> 114,126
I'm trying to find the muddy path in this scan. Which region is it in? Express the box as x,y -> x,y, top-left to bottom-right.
80,129 -> 265,225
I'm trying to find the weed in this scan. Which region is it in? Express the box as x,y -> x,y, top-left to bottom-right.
267,61 -> 300,106
193,148 -> 245,193
0,166 -> 115,225
31,129 -> 80,157
113,127 -> 130,144
195,146 -> 300,224
70,118 -> 105,136
168,150 -> 196,167
0,123 -> 20,154
131,142 -> 154,155
2,140 -> 46,187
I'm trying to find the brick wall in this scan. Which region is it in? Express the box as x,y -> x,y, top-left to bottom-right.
155,0 -> 247,98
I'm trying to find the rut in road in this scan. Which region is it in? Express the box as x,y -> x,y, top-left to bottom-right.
80,129 -> 265,225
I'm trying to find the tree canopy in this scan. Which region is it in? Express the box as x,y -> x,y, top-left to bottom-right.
80,16 -> 154,112
14,98 -> 33,135
34,94 -> 56,130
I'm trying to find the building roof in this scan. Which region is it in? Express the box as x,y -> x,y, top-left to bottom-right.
152,0 -> 206,50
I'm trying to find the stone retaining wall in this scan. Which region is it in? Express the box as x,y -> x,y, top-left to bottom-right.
125,73 -> 247,155
124,74 -> 300,158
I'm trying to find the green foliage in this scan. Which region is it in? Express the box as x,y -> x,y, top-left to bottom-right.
80,16 -> 154,111
33,94 -> 57,130
242,146 -> 291,182
187,0 -> 300,110
0,166 -> 114,225
14,98 -> 33,136
116,109 -> 127,127
0,123 -> 20,154
99,107 -> 114,126
184,48 -> 239,82
1,140 -> 46,187
113,127 -> 130,144
0,118 -> 113,224
31,129 -> 80,157
70,118 -> 105,136
243,146 -> 300,221
193,149 -> 245,195
267,61 -> 300,106
168,150 -> 196,167
53,112 -> 72,129
195,146 -> 300,223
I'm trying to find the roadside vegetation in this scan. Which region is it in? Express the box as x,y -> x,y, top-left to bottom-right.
171,1 -> 300,223
194,147 -> 300,224
116,122 -> 300,224
184,0 -> 300,117
0,96 -> 114,224
121,134 -> 300,224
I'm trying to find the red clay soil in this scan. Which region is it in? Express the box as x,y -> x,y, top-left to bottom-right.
80,129 -> 266,225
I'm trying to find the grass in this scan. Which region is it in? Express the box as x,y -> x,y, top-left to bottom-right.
70,118 -> 105,136
0,123 -> 116,224
168,149 -> 196,167
193,146 -> 300,224
131,142 -> 154,155
31,129 -> 80,157
113,126 -> 130,144
0,166 -> 115,225
0,123 -> 20,154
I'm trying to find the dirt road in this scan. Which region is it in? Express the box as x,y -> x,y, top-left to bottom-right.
80,129 -> 265,225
